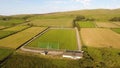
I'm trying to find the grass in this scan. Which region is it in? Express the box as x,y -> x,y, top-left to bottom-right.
26,29 -> 78,50
0,19 -> 25,27
82,46 -> 120,67
111,28 -> 120,34
80,28 -> 120,48
0,48 -> 13,62
1,51 -> 80,68
0,27 -> 47,49
1,46 -> 120,68
0,25 -> 30,39
96,22 -> 120,28
29,18 -> 73,27
77,21 -> 96,28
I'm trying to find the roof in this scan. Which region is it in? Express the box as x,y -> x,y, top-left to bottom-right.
63,50 -> 83,56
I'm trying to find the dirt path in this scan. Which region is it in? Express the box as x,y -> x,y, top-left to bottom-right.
75,27 -> 82,51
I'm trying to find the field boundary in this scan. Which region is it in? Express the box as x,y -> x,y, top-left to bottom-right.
0,26 -> 31,39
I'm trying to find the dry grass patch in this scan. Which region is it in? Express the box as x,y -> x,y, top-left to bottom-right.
113,22 -> 120,26
96,22 -> 120,28
80,28 -> 120,48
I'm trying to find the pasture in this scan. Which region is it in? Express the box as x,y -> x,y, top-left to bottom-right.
77,21 -> 96,28
28,18 -> 73,27
80,28 -> 120,48
0,27 -> 47,49
0,25 -> 30,39
26,29 -> 78,50
96,22 -> 120,28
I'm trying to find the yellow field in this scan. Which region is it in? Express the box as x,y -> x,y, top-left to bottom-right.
0,27 -> 47,49
96,22 -> 120,28
29,18 -> 73,27
80,28 -> 120,48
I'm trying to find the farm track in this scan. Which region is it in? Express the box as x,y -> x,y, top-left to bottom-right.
75,27 -> 82,51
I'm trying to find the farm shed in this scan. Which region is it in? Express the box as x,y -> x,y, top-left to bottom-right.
63,50 -> 83,59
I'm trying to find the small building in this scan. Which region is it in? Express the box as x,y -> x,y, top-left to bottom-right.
63,50 -> 83,59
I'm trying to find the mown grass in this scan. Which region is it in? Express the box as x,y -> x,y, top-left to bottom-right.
0,27 -> 47,49
26,29 -> 78,50
0,48 -> 13,62
77,21 -> 96,28
0,25 -> 30,39
111,28 -> 120,34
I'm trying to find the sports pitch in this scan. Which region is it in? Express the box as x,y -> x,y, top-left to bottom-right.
26,29 -> 78,50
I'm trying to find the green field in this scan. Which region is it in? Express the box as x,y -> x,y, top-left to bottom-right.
0,27 -> 47,49
26,29 -> 78,50
77,21 -> 96,28
0,48 -> 13,62
111,28 -> 120,34
0,25 -> 30,39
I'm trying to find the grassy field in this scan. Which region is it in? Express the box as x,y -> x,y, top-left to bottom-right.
0,48 -> 13,62
0,25 -> 30,39
29,18 -> 73,27
80,28 -> 120,48
96,22 -> 120,28
0,19 -> 25,27
77,21 -> 96,28
26,29 -> 78,50
111,28 -> 120,34
0,27 -> 47,49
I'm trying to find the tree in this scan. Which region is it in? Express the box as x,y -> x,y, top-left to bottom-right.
109,17 -> 120,21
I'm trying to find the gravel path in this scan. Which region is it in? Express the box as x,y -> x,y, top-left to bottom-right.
75,27 -> 82,51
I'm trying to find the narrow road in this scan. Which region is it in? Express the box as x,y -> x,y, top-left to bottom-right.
75,27 -> 82,51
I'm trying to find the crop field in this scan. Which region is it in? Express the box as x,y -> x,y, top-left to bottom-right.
96,22 -> 120,28
0,25 -> 30,39
0,27 -> 47,49
80,28 -> 120,48
77,21 -> 96,28
26,29 -> 78,50
0,48 -> 13,62
29,18 -> 73,27
111,28 -> 120,34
